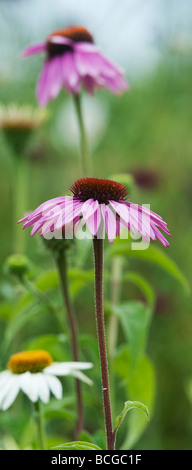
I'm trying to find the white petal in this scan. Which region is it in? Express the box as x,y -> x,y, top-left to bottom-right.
61,362 -> 93,370
2,380 -> 20,410
20,372 -> 39,402
44,362 -> 93,376
21,373 -> 50,403
35,373 -> 50,403
0,370 -> 12,387
44,374 -> 62,400
0,372 -> 18,408
71,370 -> 93,386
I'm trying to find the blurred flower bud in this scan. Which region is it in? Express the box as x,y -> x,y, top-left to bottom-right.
130,167 -> 161,190
0,104 -> 48,154
5,254 -> 30,277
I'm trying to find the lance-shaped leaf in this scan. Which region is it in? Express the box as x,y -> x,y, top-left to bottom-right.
107,243 -> 190,294
53,441 -> 102,450
121,354 -> 155,450
123,271 -> 155,309
110,301 -> 152,370
114,400 -> 149,440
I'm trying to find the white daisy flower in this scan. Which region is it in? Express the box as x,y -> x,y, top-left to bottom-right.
0,350 -> 93,410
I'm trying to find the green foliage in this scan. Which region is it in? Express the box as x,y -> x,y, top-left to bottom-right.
34,270 -> 59,291
44,397 -> 76,422
107,242 -> 190,294
24,334 -> 68,361
113,346 -> 155,449
54,441 -> 102,450
114,400 -> 149,438
123,271 -> 155,308
109,301 -> 152,370
109,295 -> 155,448
0,18 -> 191,450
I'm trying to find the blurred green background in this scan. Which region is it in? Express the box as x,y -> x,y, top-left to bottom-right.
0,0 -> 192,450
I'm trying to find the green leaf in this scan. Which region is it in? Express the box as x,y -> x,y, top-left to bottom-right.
54,441 -> 102,450
24,333 -> 67,347
24,334 -> 68,361
68,269 -> 94,298
2,281 -> 61,351
113,344 -> 132,379
107,243 -> 190,294
123,271 -> 155,308
78,430 -> 94,444
45,409 -> 75,421
0,301 -> 14,319
35,270 -> 59,291
114,400 -> 149,437
111,301 -> 152,369
3,304 -> 46,351
44,396 -> 76,422
68,268 -> 94,283
120,353 -> 156,450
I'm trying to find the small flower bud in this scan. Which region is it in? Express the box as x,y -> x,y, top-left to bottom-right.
5,254 -> 30,277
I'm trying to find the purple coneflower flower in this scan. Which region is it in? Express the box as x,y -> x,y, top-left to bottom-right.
22,25 -> 129,106
18,177 -> 171,246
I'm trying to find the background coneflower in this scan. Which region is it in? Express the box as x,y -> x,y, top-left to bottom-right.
0,104 -> 47,153
0,104 -> 47,253
22,25 -> 129,176
22,26 -> 129,105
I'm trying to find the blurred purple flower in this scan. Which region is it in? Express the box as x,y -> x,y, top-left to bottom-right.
22,26 -> 129,107
131,167 -> 162,190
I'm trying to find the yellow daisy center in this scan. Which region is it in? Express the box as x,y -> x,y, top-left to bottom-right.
7,350 -> 53,374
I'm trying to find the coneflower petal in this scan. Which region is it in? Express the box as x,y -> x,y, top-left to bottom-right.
61,52 -> 80,92
101,204 -> 116,243
23,26 -> 128,105
86,206 -> 101,236
22,43 -> 46,57
37,59 -> 53,107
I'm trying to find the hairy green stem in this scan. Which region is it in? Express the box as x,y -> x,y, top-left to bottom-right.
55,250 -> 83,439
73,93 -> 91,177
93,238 -> 115,450
14,156 -> 27,253
107,256 -> 123,422
33,400 -> 46,450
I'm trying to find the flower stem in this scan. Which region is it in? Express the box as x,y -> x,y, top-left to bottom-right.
55,249 -> 83,438
107,256 -> 123,421
93,238 -> 115,450
33,400 -> 46,450
73,93 -> 91,177
14,155 -> 27,253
